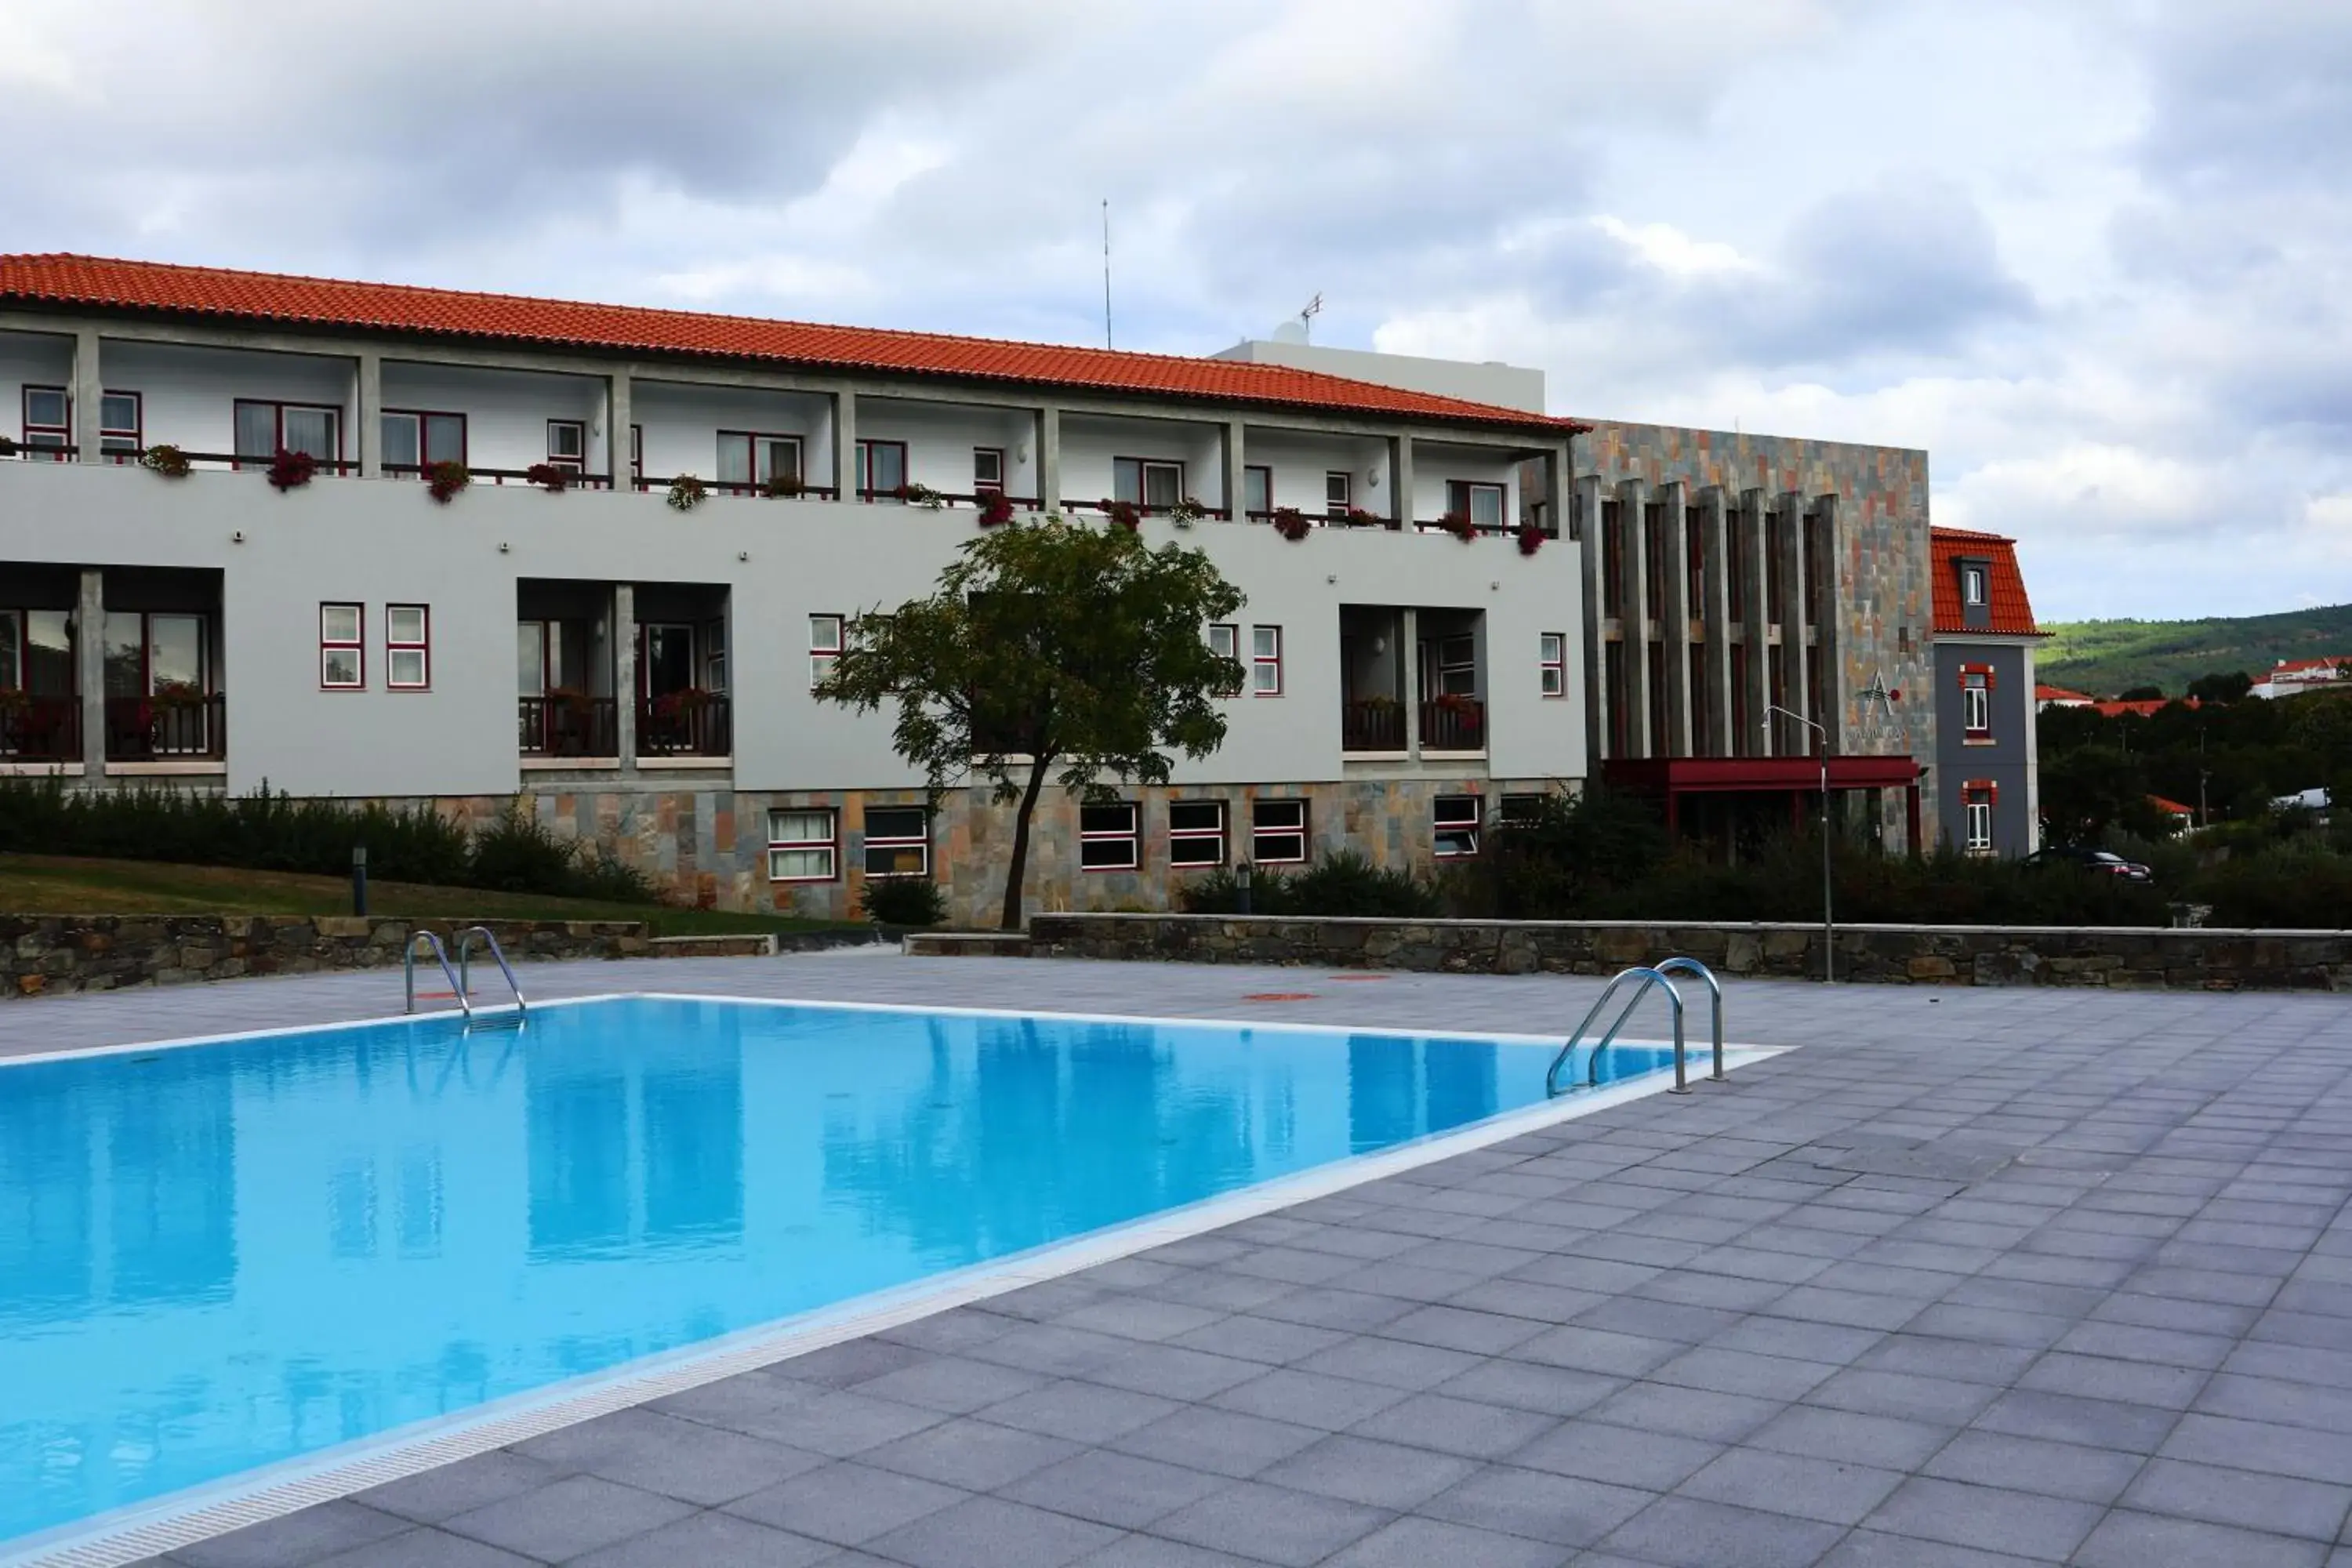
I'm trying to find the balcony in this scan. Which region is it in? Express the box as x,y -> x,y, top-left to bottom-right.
0,696 -> 79,764
518,695 -> 619,759
1420,696 -> 1486,753
105,693 -> 225,762
1341,699 -> 1406,753
637,693 -> 731,760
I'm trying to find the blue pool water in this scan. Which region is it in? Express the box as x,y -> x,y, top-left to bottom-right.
0,997 -> 1669,1547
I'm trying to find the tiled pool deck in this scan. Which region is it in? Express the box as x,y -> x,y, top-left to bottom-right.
8,954 -> 2352,1568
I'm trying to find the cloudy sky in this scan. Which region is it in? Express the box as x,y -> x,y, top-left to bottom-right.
5,0 -> 2346,620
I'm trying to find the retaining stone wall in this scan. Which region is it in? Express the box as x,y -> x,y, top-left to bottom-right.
3,916 -> 651,998
1025,913 -> 2352,992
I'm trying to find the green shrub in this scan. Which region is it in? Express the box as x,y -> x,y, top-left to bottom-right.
862,876 -> 949,927
1177,851 -> 1434,916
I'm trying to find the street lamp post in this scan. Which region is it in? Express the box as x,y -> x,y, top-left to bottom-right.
1764,704 -> 1833,983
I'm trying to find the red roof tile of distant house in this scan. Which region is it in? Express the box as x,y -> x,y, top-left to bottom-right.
0,253 -> 1585,435
2147,794 -> 2195,819
2036,684 -> 2095,705
1931,527 -> 2042,636
2092,696 -> 2199,718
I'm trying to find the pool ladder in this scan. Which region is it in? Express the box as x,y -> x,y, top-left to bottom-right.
404,926 -> 528,1018
1544,956 -> 1724,1098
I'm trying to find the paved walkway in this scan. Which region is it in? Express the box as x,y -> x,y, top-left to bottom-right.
8,956 -> 2350,1567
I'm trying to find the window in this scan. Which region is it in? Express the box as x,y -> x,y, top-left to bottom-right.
1252,799 -> 1309,864
704,618 -> 728,693
546,419 -> 586,473
1243,464 -> 1272,518
1112,456 -> 1184,511
1962,668 -> 1992,739
1251,626 -> 1283,695
1540,633 -> 1566,698
1430,633 -> 1478,697
1962,783 -> 1995,853
100,392 -> 141,458
809,614 -> 844,690
768,808 -> 838,881
1324,470 -> 1352,519
381,410 -> 465,473
1445,481 -> 1505,531
386,605 -> 429,690
1434,794 -> 1481,857
862,806 -> 931,877
237,400 -> 341,469
856,438 -> 908,500
630,423 -> 644,485
20,386 -> 70,456
320,604 -> 364,689
1167,800 -> 1228,868
1079,802 -> 1139,869
973,447 -> 1005,496
718,430 -> 801,490
1961,565 -> 1987,606
1207,622 -> 1242,695
1499,793 -> 1548,824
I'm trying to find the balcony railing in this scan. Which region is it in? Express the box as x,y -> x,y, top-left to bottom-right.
1420,696 -> 1486,752
387,462 -> 620,490
518,695 -> 619,758
0,696 -> 80,763
637,693 -> 731,759
1341,699 -> 1407,753
105,693 -> 225,761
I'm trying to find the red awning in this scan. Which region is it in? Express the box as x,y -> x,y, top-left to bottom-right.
1603,756 -> 1924,793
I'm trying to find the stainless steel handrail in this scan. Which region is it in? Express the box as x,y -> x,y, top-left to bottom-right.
405,931 -> 470,1018
456,925 -> 528,1015
1653,956 -> 1726,1083
1546,965 -> 1688,1097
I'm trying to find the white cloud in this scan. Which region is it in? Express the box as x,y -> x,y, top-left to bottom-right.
1592,217 -> 1756,280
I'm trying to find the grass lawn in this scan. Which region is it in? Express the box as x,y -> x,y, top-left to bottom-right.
0,854 -> 864,938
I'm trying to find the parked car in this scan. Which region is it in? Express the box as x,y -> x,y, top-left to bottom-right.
2026,844 -> 2154,883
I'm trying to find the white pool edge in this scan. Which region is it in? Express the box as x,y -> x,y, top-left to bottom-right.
2,999 -> 1787,1568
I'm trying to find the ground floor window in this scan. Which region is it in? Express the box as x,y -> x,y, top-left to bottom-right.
1499,793 -> 1549,824
768,808 -> 838,881
862,806 -> 930,877
320,604 -> 363,688
1168,800 -> 1228,867
1080,802 -> 1140,869
387,605 -> 429,689
1435,793 -> 1481,857
1251,799 -> 1308,864
1540,633 -> 1566,698
1962,782 -> 1996,853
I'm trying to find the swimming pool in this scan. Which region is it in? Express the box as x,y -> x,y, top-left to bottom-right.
0,995 -> 1676,1550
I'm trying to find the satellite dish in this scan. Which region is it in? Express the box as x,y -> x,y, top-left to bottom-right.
1271,321 -> 1308,344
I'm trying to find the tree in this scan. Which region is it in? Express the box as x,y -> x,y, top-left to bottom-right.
2118,684 -> 2166,702
2039,745 -> 2149,845
2187,670 -> 2254,704
815,518 -> 1245,929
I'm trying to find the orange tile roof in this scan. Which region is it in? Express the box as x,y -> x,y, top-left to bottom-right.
2092,696 -> 2198,718
2035,684 -> 2095,703
1930,527 -> 2042,637
2147,794 -> 2195,818
0,253 -> 1584,436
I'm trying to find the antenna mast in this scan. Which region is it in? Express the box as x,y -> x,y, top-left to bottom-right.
1300,292 -> 1323,343
1102,200 -> 1112,350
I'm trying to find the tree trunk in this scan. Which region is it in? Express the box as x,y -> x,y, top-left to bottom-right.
1000,755 -> 1051,931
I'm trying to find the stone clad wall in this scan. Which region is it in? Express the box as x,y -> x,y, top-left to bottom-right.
2,916 -> 650,998
1026,913 -> 2352,992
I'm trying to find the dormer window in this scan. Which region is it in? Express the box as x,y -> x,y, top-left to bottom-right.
1961,564 -> 1987,607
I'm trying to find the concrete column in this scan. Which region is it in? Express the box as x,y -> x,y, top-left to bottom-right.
832,388 -> 858,501
356,350 -> 383,479
1576,474 -> 1607,763
1737,489 -> 1772,755
77,568 -> 106,774
1401,607 -> 1421,758
1541,444 -> 1569,539
1775,490 -> 1810,742
73,328 -> 103,463
613,583 -> 638,771
1656,481 -> 1693,757
1391,434 -> 1415,529
1037,405 -> 1061,511
1221,419 -> 1246,519
1615,479 -> 1651,759
1811,494 -> 1843,751
606,370 -> 632,488
1697,486 -> 1734,758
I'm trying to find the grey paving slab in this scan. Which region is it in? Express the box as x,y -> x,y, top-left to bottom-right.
15,954 -> 2352,1568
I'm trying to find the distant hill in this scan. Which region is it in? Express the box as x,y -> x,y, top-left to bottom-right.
2038,604 -> 2352,697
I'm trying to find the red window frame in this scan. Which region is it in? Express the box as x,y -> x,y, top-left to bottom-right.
809,613 -> 845,691
320,603 -> 365,691
1961,780 -> 1997,852
630,423 -> 644,485
1112,456 -> 1185,514
1167,800 -> 1229,869
546,419 -> 586,473
1540,633 -> 1566,698
718,430 -> 803,490
1961,664 -> 1994,741
973,446 -> 1006,495
856,438 -> 909,502
1250,798 -> 1309,865
381,408 -> 467,475
1079,802 -> 1140,870
1250,625 -> 1283,696
767,807 -> 840,883
99,390 -> 142,461
386,604 -> 430,691
1445,480 -> 1506,531
236,399 -> 344,471
20,385 -> 71,459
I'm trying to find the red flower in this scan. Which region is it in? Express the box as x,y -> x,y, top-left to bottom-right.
1100,498 -> 1142,530
1516,522 -> 1544,556
978,492 -> 1016,527
1271,507 -> 1312,541
267,448 -> 318,492
1439,511 -> 1475,543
